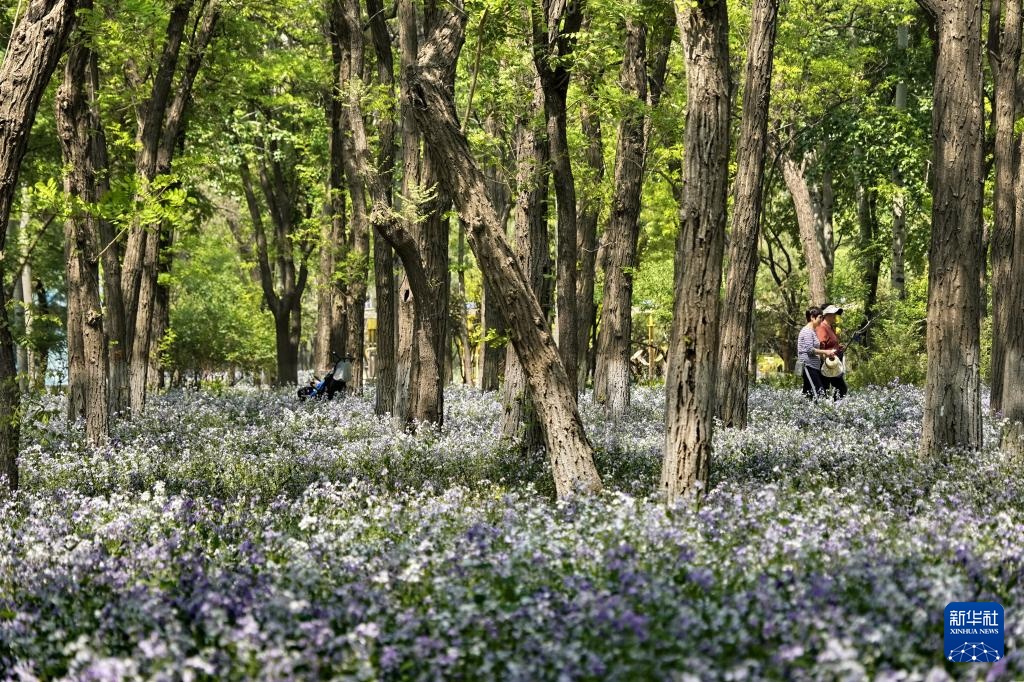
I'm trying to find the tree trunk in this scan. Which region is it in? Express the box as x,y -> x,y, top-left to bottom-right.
717,0 -> 778,429
56,24 -> 110,442
593,17 -> 648,418
394,276 -> 414,421
780,152 -> 831,306
661,0 -> 730,504
1001,124 -> 1024,454
501,79 -> 551,450
987,0 -> 1022,413
14,190 -> 32,391
366,0 -> 398,415
400,5 -> 600,496
575,77 -> 604,393
532,0 -> 583,395
478,281 -> 502,390
314,56 -> 348,371
857,183 -> 882,346
0,0 -> 79,490
918,0 -> 985,456
891,22 -> 909,300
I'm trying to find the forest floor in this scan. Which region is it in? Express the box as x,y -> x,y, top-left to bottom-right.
2,383 -> 1021,680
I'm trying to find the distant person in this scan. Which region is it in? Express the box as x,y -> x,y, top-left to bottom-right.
797,306 -> 836,399
817,304 -> 848,399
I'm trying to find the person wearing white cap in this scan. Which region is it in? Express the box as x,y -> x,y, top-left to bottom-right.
797,306 -> 836,398
817,304 -> 847,398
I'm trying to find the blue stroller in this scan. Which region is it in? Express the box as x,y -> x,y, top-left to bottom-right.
298,353 -> 353,401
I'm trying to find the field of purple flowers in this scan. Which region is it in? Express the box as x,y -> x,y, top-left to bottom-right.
2,384 -> 1022,680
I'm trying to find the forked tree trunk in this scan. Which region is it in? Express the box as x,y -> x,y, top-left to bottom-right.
918,0 -> 985,456
123,0 -> 218,411
717,0 -> 778,429
57,24 -> 110,442
987,0 -> 1022,414
0,0 -> 79,490
661,0 -> 730,504
404,5 -> 600,496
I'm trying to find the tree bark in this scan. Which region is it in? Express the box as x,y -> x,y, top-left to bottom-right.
366,0 -> 398,415
56,21 -> 110,443
593,17 -> 648,418
575,76 -> 604,393
661,0 -> 730,504
717,0 -> 778,429
918,0 -> 985,456
402,4 -> 601,496
532,0 -> 583,395
891,22 -> 909,300
988,0 -> 1022,413
0,0 -> 78,490
1001,123 -> 1024,454
501,78 -> 551,450
857,183 -> 882,346
780,151 -> 831,306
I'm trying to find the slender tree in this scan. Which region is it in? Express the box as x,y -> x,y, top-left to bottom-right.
661,0 -> 730,504
531,0 -> 584,394
593,16 -> 648,417
917,0 -> 985,456
717,0 -> 779,428
0,0 -> 79,490
366,0 -> 398,416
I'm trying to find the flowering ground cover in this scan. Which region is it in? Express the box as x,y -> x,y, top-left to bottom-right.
2,384 -> 1022,680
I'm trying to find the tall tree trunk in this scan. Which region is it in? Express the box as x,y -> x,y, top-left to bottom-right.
314,57 -> 348,371
661,0 -> 730,504
891,22 -> 909,300
532,0 -> 582,394
918,0 -> 985,456
593,17 -> 648,418
478,281 -> 502,390
366,0 -> 398,415
501,79 -> 551,450
988,0 -> 1022,413
57,23 -> 110,442
1001,126 -> 1024,453
857,183 -> 882,346
575,77 -> 604,393
0,0 -> 78,490
14,190 -> 32,391
780,152 -> 831,306
717,0 -> 778,429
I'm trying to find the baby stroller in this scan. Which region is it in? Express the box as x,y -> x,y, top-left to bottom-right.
298,353 -> 353,401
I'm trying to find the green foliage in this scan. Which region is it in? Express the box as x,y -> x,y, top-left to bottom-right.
161,223 -> 276,375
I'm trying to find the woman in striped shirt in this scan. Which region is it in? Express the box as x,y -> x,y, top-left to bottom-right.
797,306 -> 837,398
